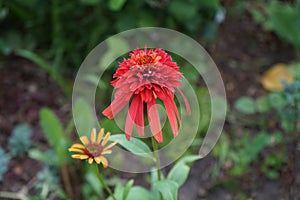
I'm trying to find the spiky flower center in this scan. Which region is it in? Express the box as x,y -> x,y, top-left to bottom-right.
138,55 -> 153,65
86,143 -> 103,157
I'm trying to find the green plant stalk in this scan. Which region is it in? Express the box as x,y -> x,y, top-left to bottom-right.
151,137 -> 162,181
151,137 -> 163,200
93,164 -> 116,200
0,191 -> 27,200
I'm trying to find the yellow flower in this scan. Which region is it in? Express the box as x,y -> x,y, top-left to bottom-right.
261,63 -> 294,91
68,128 -> 117,168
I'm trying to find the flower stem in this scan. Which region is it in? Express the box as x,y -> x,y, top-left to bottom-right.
151,137 -> 164,200
151,137 -> 161,180
93,164 -> 116,200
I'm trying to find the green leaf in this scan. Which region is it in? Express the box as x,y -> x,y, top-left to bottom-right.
40,108 -> 64,146
108,0 -> 127,11
28,149 -> 59,166
40,108 -> 70,164
168,0 -> 198,21
100,118 -> 122,133
126,186 -> 153,200
268,92 -> 287,109
196,87 -> 211,132
109,134 -> 154,159
107,183 -> 124,200
267,1 -> 300,48
153,180 -> 178,200
123,179 -> 134,200
167,164 -> 189,187
73,98 -> 96,137
289,62 -> 300,78
256,95 -> 272,113
85,170 -> 103,196
234,96 -> 256,114
167,155 -> 201,187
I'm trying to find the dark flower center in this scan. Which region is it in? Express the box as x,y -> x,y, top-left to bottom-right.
85,143 -> 103,157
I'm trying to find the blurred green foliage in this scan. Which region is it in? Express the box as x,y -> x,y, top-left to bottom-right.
39,108 -> 72,165
0,148 -> 9,181
251,0 -> 300,59
34,165 -> 67,199
0,0 -> 223,73
229,63 -> 300,180
8,124 -> 32,157
213,131 -> 284,178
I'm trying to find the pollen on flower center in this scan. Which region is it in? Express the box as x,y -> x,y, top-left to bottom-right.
138,55 -> 153,65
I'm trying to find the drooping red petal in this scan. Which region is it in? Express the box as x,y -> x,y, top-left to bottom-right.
125,95 -> 140,140
169,94 -> 182,132
135,96 -> 144,136
177,89 -> 191,115
147,99 -> 163,143
163,94 -> 178,137
102,97 -> 128,119
156,89 -> 182,134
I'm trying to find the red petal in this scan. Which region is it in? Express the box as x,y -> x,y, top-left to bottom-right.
163,95 -> 179,137
135,95 -> 144,136
102,97 -> 128,119
157,89 -> 182,135
147,99 -> 163,143
168,93 -> 182,132
177,89 -> 191,115
125,95 -> 140,140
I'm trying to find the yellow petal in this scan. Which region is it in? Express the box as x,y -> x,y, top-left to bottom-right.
94,156 -> 108,167
94,156 -> 101,164
100,156 -> 108,168
72,154 -> 89,160
103,142 -> 117,151
68,148 -> 85,153
88,157 -> 94,164
70,143 -> 85,150
102,150 -> 112,155
102,132 -> 111,146
261,63 -> 294,91
97,128 -> 105,144
80,136 -> 90,145
90,128 -> 96,143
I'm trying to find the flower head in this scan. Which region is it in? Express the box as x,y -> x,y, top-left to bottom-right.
68,128 -> 117,168
102,48 -> 190,143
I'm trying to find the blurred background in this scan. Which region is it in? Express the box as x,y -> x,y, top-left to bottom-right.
1,0 -> 300,199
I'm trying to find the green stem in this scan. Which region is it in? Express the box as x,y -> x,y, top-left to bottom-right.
93,164 -> 116,200
0,191 -> 26,200
151,137 -> 161,180
151,137 -> 163,200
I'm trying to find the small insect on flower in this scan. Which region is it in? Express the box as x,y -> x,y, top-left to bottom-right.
103,48 -> 190,143
68,128 -> 117,168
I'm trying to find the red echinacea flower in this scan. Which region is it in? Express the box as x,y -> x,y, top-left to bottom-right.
102,48 -> 190,143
